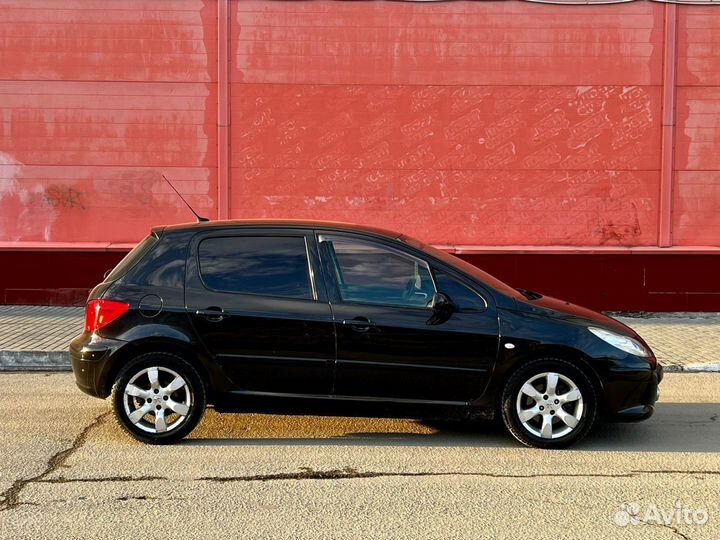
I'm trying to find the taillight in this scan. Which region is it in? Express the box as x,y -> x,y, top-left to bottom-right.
85,299 -> 130,333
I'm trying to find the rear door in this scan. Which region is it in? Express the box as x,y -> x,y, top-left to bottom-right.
185,229 -> 335,396
318,232 -> 499,403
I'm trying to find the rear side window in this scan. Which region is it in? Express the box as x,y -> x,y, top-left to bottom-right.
105,234 -> 159,282
198,236 -> 312,299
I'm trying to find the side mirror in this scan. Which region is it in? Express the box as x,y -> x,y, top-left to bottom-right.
427,292 -> 454,325
429,292 -> 454,313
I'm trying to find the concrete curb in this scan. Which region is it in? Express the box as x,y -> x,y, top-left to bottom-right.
0,351 -> 718,373
0,351 -> 71,371
668,363 -> 720,373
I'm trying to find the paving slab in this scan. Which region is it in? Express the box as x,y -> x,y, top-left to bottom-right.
614,313 -> 720,372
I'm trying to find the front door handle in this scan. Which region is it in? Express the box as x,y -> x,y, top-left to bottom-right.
342,317 -> 376,332
195,307 -> 228,322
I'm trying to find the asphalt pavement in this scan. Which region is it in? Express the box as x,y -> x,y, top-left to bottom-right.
0,372 -> 718,540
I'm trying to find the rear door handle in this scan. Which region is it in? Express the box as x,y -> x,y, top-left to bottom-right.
342,317 -> 376,332
195,308 -> 228,322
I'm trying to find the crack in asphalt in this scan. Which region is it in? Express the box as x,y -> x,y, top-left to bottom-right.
197,467 -> 720,483
115,495 -> 185,502
199,467 -> 635,482
635,469 -> 720,476
0,411 -> 111,512
663,525 -> 692,540
2,423 -> 717,512
38,475 -> 166,485
2,451 -> 717,519
25,467 -> 718,486
8,467 -> 718,491
633,517 -> 692,540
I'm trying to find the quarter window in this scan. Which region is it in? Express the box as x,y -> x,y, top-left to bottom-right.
199,236 -> 312,299
105,234 -> 158,283
320,236 -> 435,308
434,270 -> 487,311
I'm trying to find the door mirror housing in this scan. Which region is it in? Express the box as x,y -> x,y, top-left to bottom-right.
427,292 -> 455,325
429,292 -> 454,313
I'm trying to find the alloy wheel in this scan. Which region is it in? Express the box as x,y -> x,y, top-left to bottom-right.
515,371 -> 584,439
122,366 -> 192,434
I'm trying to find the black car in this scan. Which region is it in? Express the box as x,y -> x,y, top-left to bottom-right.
70,220 -> 662,448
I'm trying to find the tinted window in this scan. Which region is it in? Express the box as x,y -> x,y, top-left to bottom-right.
321,236 -> 435,308
105,234 -> 158,283
400,234 -> 523,301
130,237 -> 187,288
434,270 -> 487,311
199,236 -> 312,299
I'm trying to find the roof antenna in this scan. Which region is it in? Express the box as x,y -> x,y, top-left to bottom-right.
162,174 -> 209,223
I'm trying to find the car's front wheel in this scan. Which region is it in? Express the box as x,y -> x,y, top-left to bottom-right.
111,352 -> 206,444
501,358 -> 597,449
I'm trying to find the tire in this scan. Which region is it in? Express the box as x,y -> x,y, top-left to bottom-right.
500,358 -> 597,449
110,352 -> 206,444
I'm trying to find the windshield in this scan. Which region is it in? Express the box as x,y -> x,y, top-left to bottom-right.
400,235 -> 523,300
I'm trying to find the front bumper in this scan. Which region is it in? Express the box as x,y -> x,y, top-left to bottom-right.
608,362 -> 663,422
70,333 -> 127,398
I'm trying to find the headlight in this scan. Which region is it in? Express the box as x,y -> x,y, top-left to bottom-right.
588,327 -> 650,357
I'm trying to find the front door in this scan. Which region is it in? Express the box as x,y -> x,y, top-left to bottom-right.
186,230 -> 335,396
318,233 -> 498,403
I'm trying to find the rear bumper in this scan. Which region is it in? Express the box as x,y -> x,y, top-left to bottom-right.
607,362 -> 663,422
70,333 -> 127,398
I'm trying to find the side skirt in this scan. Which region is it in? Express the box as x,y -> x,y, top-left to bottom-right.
212,390 -> 493,421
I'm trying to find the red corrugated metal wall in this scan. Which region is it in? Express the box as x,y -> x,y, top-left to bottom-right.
231,1 -> 665,246
0,1 -> 218,243
675,7 -> 720,246
1,1 -> 719,308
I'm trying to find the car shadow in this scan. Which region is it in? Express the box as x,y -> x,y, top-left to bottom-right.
577,402 -> 720,453
184,402 -> 720,453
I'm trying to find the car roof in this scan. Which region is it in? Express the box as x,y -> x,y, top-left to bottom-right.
153,219 -> 402,240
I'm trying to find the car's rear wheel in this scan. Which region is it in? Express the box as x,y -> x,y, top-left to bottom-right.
501,358 -> 597,449
111,352 -> 206,444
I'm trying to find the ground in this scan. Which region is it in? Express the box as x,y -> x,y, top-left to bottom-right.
0,372 -> 717,540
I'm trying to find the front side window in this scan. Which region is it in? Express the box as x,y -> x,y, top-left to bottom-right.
320,235 -> 435,308
199,236 -> 312,299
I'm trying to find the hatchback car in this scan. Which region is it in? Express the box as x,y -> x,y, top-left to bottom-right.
70,220 -> 662,448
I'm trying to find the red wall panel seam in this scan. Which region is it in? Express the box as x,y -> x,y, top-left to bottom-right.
658,4 -> 678,248
217,0 -> 230,220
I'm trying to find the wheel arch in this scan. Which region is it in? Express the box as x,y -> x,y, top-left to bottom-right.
101,338 -> 214,401
490,345 -> 606,416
